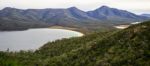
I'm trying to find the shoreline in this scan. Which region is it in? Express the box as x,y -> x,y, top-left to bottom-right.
0,26 -> 86,35
49,26 -> 87,35
48,28 -> 84,37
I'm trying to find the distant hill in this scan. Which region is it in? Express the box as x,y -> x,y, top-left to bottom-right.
0,6 -> 149,31
87,6 -> 149,23
0,21 -> 150,66
141,14 -> 150,17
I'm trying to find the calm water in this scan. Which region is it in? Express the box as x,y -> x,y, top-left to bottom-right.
0,28 -> 83,51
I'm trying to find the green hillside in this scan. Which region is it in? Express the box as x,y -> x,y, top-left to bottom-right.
0,21 -> 150,66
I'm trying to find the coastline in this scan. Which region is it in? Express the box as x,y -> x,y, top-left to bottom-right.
0,26 -> 85,36
49,26 -> 87,35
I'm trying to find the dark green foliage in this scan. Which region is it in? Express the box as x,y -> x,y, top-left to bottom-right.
0,21 -> 150,66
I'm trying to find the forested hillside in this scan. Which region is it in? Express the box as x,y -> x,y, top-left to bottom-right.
0,21 -> 150,66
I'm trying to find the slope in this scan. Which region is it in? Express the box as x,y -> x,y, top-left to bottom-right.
0,6 -> 149,31
0,21 -> 150,66
87,6 -> 149,24
44,21 -> 150,66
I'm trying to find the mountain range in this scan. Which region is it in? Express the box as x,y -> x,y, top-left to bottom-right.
0,6 -> 149,31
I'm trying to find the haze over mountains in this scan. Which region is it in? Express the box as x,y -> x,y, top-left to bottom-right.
0,6 -> 149,31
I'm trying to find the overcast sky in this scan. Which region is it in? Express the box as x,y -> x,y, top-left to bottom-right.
0,0 -> 150,14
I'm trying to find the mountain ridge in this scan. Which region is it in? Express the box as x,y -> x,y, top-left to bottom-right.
87,6 -> 148,21
0,6 -> 149,31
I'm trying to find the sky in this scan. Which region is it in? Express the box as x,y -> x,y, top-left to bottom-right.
0,0 -> 150,14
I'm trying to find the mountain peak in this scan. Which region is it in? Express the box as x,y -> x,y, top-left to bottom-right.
100,6 -> 110,9
3,7 -> 14,10
2,7 -> 20,11
68,7 -> 78,10
95,5 -> 111,11
97,6 -> 111,10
